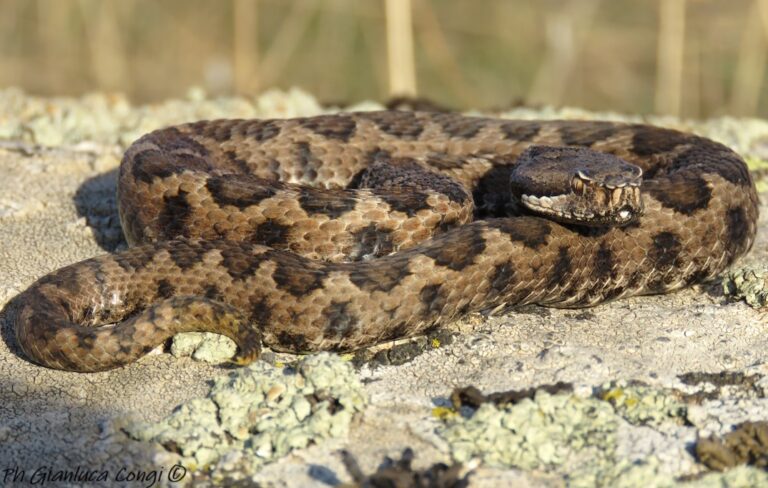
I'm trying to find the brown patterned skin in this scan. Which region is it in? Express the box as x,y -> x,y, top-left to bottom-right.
11,112 -> 759,372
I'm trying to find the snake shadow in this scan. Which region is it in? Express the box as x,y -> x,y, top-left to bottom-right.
73,168 -> 127,252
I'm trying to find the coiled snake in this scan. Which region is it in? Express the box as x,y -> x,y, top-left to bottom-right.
9,111 -> 759,372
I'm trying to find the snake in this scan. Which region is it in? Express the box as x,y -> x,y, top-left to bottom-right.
8,111 -> 759,372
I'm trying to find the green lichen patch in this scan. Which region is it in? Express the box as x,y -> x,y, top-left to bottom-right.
437,391 -> 691,486
437,384 -> 768,487
744,156 -> 768,193
722,266 -> 768,309
599,381 -> 687,427
696,421 -> 768,471
170,332 -> 237,364
438,391 -> 620,473
0,86 -> 324,148
595,461 -> 768,487
124,353 -> 367,480
692,465 -> 768,487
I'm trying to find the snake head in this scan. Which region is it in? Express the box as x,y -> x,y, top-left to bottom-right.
510,145 -> 644,227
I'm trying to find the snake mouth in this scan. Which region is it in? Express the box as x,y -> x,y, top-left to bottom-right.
520,183 -> 643,226
511,145 -> 645,227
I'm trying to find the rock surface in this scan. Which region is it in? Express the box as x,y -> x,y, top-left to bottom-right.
0,88 -> 767,487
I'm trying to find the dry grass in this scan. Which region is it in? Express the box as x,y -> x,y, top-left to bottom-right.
385,0 -> 416,96
655,0 -> 685,116
0,0 -> 766,117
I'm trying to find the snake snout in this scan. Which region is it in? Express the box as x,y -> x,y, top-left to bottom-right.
511,145 -> 644,227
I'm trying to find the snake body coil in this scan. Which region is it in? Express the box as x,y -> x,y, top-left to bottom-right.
11,112 -> 759,372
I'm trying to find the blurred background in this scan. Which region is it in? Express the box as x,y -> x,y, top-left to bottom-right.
2,0 -> 768,118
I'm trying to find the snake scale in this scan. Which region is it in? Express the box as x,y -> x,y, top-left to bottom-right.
10,111 -> 759,372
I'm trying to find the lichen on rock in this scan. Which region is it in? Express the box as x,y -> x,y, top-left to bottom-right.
439,391 -> 620,473
723,265 -> 768,309
169,332 -> 237,364
437,390 -> 691,486
124,353 -> 367,480
600,381 -> 687,427
436,383 -> 768,486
